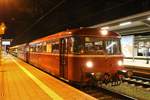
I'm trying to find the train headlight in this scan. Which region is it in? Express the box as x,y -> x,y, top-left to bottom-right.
91,73 -> 95,75
117,60 -> 123,66
101,30 -> 108,35
86,61 -> 93,68
121,70 -> 127,73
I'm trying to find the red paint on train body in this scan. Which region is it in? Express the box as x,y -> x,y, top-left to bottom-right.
9,28 -> 129,84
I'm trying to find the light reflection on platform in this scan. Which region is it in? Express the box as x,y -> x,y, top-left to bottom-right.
123,59 -> 150,68
0,52 -> 96,100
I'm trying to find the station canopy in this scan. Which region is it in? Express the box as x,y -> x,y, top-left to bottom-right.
90,11 -> 150,36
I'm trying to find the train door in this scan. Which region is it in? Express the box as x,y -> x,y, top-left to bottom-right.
60,38 -> 68,79
26,45 -> 29,63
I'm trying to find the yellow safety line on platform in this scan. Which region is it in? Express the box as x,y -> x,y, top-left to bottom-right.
10,56 -> 63,100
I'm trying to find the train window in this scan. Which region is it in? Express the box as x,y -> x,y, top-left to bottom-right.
85,37 -> 91,42
65,38 -> 68,54
26,47 -> 29,52
67,37 -> 74,53
30,47 -> 33,52
35,45 -> 38,52
52,41 -> 59,53
36,43 -> 42,52
84,37 -> 104,55
73,36 -> 84,54
105,39 -> 121,55
30,45 -> 36,52
46,43 -> 52,53
42,42 -> 47,52
73,36 -> 104,55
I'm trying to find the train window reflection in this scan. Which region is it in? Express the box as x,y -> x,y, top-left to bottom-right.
52,42 -> 59,53
105,40 -> 121,55
73,36 -> 104,55
36,43 -> 42,52
73,36 -> 84,54
42,42 -> 47,52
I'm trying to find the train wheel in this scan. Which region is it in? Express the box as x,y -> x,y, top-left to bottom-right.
117,75 -> 124,85
126,70 -> 133,78
85,74 -> 97,87
111,73 -> 119,86
103,73 -> 111,85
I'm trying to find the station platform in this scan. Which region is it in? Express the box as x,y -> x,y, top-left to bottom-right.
123,59 -> 150,68
0,54 -> 96,100
123,59 -> 150,76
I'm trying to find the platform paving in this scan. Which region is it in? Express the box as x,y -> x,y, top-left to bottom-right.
0,54 -> 96,100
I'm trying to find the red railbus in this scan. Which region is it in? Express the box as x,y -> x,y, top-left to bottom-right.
10,28 -> 131,85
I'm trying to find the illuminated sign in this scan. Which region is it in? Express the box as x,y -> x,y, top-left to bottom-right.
2,41 -> 11,45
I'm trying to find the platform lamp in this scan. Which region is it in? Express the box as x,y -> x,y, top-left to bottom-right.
0,22 -> 6,34
0,22 -> 6,57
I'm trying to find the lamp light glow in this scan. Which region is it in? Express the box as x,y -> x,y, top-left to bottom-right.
101,30 -> 108,36
101,26 -> 109,30
147,17 -> 150,21
86,61 -> 93,68
119,22 -> 132,26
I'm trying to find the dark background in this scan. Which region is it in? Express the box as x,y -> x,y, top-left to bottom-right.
1,0 -> 150,45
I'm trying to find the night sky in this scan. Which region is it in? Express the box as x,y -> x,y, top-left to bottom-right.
1,0 -> 150,45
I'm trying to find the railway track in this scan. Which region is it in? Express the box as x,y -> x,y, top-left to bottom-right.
77,85 -> 137,100
75,75 -> 150,100
123,76 -> 150,89
125,66 -> 150,79
47,72 -> 138,100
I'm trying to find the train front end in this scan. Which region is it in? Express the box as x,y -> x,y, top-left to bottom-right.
70,29 -> 130,85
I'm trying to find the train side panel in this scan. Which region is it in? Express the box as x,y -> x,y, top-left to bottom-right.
9,28 -> 128,84
29,52 -> 39,67
9,44 -> 28,62
28,52 -> 60,76
17,51 -> 26,61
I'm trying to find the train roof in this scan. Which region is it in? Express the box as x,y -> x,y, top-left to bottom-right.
30,28 -> 121,44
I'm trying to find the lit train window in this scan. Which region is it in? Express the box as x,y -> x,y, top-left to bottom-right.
105,39 -> 121,55
36,43 -> 42,52
73,36 -> 104,55
26,47 -> 29,52
84,38 -> 104,55
67,37 -> 74,53
42,42 -> 47,52
73,36 -> 84,54
65,38 -> 68,53
30,45 -> 36,52
85,37 -> 90,42
30,48 -> 33,52
35,45 -> 38,52
46,43 -> 52,53
52,41 -> 59,53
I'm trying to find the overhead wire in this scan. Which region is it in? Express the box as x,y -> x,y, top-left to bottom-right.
23,0 -> 66,33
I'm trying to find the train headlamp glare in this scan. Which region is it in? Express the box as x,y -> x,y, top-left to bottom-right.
101,30 -> 108,35
91,73 -> 95,75
118,60 -> 123,66
86,61 -> 93,68
122,70 -> 127,73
